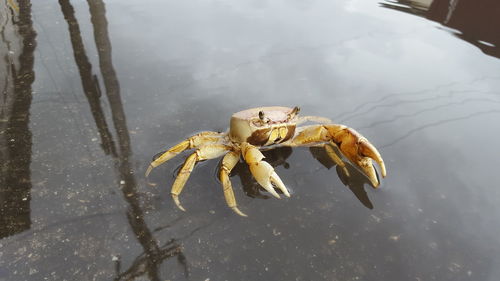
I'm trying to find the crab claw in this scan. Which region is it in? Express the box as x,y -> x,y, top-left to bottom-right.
328,126 -> 386,187
242,142 -> 291,198
271,171 -> 290,197
249,161 -> 291,198
358,138 -> 386,178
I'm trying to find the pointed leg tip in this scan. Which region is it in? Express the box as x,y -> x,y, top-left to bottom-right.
232,207 -> 248,217
176,203 -> 187,212
270,172 -> 290,198
342,166 -> 350,177
370,179 -> 380,189
281,187 -> 291,197
145,165 -> 154,177
172,194 -> 186,212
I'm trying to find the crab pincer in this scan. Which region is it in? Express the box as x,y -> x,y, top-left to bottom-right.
326,126 -> 386,187
241,142 -> 290,198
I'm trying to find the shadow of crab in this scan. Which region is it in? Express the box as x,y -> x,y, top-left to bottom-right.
309,146 -> 375,209
231,147 -> 293,199
229,146 -> 375,209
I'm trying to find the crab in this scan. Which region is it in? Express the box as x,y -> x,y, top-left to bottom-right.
146,106 -> 386,216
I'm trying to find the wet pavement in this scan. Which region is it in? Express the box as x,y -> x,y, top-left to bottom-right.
1,0 -> 500,280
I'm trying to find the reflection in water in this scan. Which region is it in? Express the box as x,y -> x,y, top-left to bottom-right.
380,109 -> 500,148
58,0 -> 187,279
58,0 -> 117,156
232,147 -> 293,199
351,95 -> 500,148
309,147 -> 374,209
231,146 -> 374,208
0,0 -> 36,238
380,0 -> 500,59
332,79 -> 500,149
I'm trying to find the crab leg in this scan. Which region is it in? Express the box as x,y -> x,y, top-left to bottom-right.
291,125 -> 386,187
219,151 -> 247,217
170,144 -> 231,211
146,131 -> 225,177
241,142 -> 290,198
320,143 -> 350,177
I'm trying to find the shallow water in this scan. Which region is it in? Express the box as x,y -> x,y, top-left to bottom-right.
1,0 -> 500,280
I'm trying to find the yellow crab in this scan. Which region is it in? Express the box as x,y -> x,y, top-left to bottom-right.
146,106 -> 386,216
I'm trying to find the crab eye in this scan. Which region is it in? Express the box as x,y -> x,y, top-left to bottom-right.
287,106 -> 300,120
259,111 -> 265,120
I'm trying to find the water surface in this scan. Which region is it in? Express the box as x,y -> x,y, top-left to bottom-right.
1,0 -> 500,280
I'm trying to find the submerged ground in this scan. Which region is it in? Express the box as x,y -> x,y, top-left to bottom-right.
1,0 -> 500,280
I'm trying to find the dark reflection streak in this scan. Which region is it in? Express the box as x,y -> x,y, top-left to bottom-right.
87,0 -> 160,279
115,221 -> 218,280
84,1 -> 187,280
0,0 -> 36,238
381,109 -> 500,148
86,0 -> 129,153
58,0 -> 117,156
114,243 -> 182,281
358,98 -> 500,130
114,213 -> 218,280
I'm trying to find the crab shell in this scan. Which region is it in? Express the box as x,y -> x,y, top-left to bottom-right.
229,106 -> 298,146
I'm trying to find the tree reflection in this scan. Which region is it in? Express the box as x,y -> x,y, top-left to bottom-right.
58,0 -> 117,156
0,0 -> 36,238
59,0 -> 188,279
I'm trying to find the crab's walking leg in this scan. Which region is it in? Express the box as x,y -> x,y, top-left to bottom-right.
241,142 -> 290,198
291,125 -> 386,187
317,143 -> 350,177
219,151 -> 247,217
146,131 -> 225,177
171,144 -> 231,211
